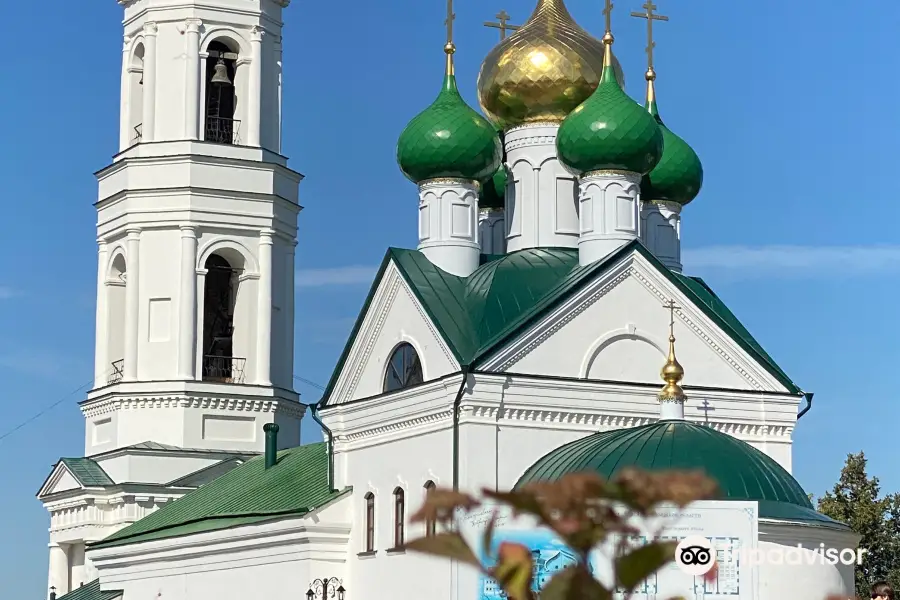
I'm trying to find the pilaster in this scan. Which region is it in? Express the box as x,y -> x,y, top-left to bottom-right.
123,229 -> 141,381
577,170 -> 642,266
94,240 -> 109,388
140,22 -> 158,143
48,543 -> 69,599
256,229 -> 274,385
178,226 -> 198,379
478,208 -> 506,255
417,179 -> 480,277
247,26 -> 264,147
504,124 -> 579,252
640,200 -> 682,272
184,19 -> 202,140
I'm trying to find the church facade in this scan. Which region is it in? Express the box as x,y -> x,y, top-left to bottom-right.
38,0 -> 858,599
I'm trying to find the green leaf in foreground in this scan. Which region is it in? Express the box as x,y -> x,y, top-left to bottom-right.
403,532 -> 481,568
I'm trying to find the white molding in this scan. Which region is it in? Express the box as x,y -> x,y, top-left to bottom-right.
478,250 -> 789,393
81,396 -> 306,420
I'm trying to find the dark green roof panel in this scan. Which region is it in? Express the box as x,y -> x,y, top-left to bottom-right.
60,458 -> 114,487
93,442 -> 345,548
516,421 -> 841,526
55,579 -> 121,600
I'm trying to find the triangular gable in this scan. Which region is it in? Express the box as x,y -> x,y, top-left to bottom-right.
321,242 -> 801,405
321,249 -> 460,405
37,458 -> 114,498
477,243 -> 801,393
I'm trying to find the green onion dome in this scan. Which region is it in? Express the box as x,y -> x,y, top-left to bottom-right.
641,89 -> 703,206
397,54 -> 502,185
557,42 -> 663,176
479,164 -> 508,210
516,420 -> 844,525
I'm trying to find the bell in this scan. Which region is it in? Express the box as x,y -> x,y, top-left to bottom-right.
210,58 -> 231,86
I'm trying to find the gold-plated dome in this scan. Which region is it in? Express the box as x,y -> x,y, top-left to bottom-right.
477,0 -> 625,130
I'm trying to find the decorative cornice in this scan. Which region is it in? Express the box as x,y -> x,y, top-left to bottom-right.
647,199 -> 682,213
81,396 -> 307,419
506,122 -> 561,134
583,169 -> 641,181
419,178 -> 479,189
505,135 -> 558,151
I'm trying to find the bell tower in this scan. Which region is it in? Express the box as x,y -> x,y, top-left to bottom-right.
89,0 -> 305,456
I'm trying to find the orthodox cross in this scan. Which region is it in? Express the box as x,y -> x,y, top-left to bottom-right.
602,0 -> 614,34
445,0 -> 455,44
630,1 -> 668,72
484,10 -> 520,40
662,299 -> 680,336
696,398 -> 716,424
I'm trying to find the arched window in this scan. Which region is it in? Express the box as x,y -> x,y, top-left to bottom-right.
393,487 -> 405,548
383,343 -> 423,392
204,40 -> 238,144
106,253 -> 127,384
128,44 -> 145,144
423,481 -> 436,537
364,492 -> 375,552
202,254 -> 241,382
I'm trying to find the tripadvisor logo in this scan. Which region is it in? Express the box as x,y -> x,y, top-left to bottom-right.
674,535 -> 866,576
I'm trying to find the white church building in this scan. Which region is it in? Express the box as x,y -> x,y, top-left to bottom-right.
36,0 -> 859,599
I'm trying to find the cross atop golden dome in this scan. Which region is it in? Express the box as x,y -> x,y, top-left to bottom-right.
476,0 -> 625,131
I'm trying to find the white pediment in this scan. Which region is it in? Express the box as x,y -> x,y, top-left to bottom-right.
38,463 -> 86,498
326,261 -> 460,405
480,250 -> 792,393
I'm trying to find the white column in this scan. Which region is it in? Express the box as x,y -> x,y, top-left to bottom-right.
577,171 -> 642,266
276,39 -> 283,153
120,37 -> 131,150
504,124 -> 579,252
48,543 -> 69,598
417,179 -> 481,277
141,22 -> 158,143
178,226 -> 198,379
94,241 -> 109,388
247,26 -> 264,147
285,240 -> 296,383
195,269 -> 207,378
124,229 -> 141,381
184,19 -> 202,140
256,230 -> 274,385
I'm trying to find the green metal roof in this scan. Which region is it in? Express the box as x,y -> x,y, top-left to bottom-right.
515,421 -> 843,526
55,579 -> 121,600
59,458 -> 114,487
91,443 -> 348,549
321,241 -> 800,404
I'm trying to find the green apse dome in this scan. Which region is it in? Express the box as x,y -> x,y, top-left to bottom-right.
479,164 -> 508,210
641,93 -> 704,206
516,420 -> 840,524
557,43 -> 663,176
397,53 -> 502,184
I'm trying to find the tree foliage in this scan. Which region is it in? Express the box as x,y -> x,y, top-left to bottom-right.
817,451 -> 900,597
404,469 -> 721,600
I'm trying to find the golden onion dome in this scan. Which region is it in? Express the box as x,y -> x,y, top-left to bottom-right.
477,0 -> 625,130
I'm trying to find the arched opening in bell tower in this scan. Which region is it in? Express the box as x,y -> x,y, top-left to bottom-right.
203,40 -> 238,145
106,253 -> 127,384
201,253 -> 245,383
128,43 -> 145,145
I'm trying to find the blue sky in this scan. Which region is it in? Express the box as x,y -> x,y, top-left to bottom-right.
0,0 -> 895,596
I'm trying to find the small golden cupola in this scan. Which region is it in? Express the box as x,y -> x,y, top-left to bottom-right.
659,299 -> 687,419
476,0 -> 625,131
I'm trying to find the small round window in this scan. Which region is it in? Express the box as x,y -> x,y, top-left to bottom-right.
383,343 -> 424,392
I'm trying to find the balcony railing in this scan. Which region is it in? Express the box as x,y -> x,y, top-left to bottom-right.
202,355 -> 246,384
204,116 -> 241,145
108,359 -> 124,385
132,123 -> 142,143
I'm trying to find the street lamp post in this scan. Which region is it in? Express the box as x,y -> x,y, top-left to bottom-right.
306,577 -> 345,600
